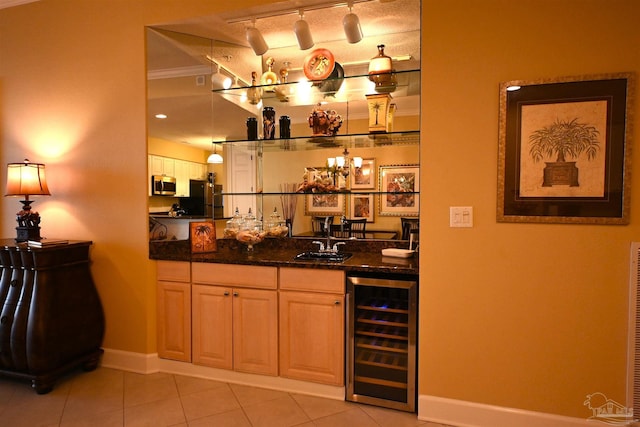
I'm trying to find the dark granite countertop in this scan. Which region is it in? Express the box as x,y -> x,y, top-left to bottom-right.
149,237 -> 418,276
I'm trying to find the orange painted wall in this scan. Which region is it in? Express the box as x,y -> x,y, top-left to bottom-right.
420,0 -> 640,418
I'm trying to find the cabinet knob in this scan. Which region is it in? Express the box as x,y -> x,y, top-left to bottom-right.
223,291 -> 230,296
233,292 -> 239,297
334,300 -> 341,305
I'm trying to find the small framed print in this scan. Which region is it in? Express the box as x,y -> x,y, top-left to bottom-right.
350,193 -> 374,222
379,164 -> 419,216
305,193 -> 345,216
350,158 -> 376,190
190,221 -> 217,253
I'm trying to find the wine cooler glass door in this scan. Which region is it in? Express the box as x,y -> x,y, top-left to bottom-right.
346,276 -> 417,412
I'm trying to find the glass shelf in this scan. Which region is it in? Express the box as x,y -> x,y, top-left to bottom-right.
219,131 -> 420,151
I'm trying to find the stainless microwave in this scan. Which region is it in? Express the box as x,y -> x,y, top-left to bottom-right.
151,175 -> 177,196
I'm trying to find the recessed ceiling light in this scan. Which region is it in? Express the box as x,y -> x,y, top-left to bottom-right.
155,113 -> 167,119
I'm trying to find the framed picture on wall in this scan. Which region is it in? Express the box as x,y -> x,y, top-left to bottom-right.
305,193 -> 345,216
497,72 -> 634,224
379,165 -> 419,216
350,193 -> 374,222
350,158 -> 376,190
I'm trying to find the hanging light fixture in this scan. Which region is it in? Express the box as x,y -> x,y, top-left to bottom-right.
207,143 -> 223,164
343,2 -> 363,44
246,19 -> 268,56
294,9 -> 314,50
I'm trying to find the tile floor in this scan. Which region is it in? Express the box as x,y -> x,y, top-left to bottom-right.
0,367 -> 454,427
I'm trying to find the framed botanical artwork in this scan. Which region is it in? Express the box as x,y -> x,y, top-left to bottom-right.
305,192 -> 345,216
497,73 -> 634,224
190,221 -> 217,253
350,158 -> 376,190
379,164 -> 419,216
350,193 -> 374,222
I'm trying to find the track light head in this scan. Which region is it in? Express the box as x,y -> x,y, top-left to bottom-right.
246,20 -> 268,56
343,7 -> 363,44
294,11 -> 314,50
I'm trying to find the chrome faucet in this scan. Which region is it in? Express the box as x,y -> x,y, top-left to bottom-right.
324,216 -> 332,250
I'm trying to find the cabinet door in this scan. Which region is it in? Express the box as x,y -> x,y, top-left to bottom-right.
157,281 -> 191,362
233,288 -> 278,376
279,291 -> 344,385
192,285 -> 233,369
149,155 -> 164,176
162,157 -> 175,177
189,162 -> 206,180
174,159 -> 189,197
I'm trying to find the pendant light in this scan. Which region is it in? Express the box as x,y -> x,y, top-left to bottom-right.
246,19 -> 268,56
343,2 -> 363,44
207,143 -> 223,164
294,10 -> 314,50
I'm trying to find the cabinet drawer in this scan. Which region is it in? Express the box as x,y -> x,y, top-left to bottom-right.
157,260 -> 190,282
279,268 -> 345,293
192,263 -> 277,289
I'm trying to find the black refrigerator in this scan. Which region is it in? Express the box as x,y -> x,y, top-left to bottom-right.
179,180 -> 223,218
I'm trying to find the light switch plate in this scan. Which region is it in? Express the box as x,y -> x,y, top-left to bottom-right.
450,206 -> 473,227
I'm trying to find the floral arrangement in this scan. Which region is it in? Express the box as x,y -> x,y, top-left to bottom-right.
308,103 -> 343,136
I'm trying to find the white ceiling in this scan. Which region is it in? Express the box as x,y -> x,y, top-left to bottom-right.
146,0 -> 422,149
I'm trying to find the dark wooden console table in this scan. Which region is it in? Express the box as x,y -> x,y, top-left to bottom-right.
0,239 -> 105,393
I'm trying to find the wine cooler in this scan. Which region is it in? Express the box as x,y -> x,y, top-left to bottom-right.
346,275 -> 418,412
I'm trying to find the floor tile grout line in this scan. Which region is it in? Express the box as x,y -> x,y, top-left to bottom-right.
171,373 -> 189,426
226,378 -> 257,426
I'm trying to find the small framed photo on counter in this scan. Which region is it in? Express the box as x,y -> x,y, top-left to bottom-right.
190,221 -> 217,253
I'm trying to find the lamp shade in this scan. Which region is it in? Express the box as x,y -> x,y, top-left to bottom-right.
246,26 -> 268,56
294,18 -> 314,50
5,160 -> 51,196
207,153 -> 223,164
343,12 -> 363,44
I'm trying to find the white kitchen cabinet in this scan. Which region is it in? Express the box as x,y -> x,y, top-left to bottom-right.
189,162 -> 207,180
174,159 -> 189,197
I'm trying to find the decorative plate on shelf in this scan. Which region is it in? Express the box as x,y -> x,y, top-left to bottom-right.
303,48 -> 335,81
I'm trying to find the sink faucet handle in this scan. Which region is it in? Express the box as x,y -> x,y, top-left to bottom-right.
332,241 -> 346,252
312,240 -> 325,251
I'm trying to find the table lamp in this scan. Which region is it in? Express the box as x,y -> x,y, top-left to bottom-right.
5,159 -> 51,242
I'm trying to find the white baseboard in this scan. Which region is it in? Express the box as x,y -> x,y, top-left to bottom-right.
100,348 -> 344,400
101,348 -> 160,374
418,395 -> 591,427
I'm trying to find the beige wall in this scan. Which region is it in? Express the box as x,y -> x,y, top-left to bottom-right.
0,0 -> 638,421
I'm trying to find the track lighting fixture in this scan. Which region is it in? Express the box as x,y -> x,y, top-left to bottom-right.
211,65 -> 233,90
246,19 -> 268,56
343,2 -> 363,44
294,10 -> 314,50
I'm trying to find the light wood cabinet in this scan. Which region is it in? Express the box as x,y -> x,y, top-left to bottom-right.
156,261 -> 191,362
279,267 -> 345,385
192,264 -> 278,376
